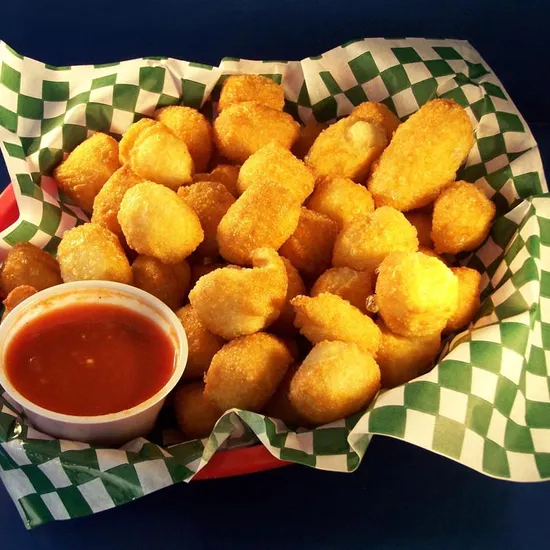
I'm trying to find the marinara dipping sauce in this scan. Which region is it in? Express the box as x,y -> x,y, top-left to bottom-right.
4,303 -> 176,417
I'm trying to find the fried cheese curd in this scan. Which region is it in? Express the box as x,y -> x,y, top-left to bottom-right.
307,176 -> 375,229
217,180 -> 301,265
213,101 -> 300,164
445,267 -> 482,333
154,106 -> 212,173
291,293 -> 381,356
189,258 -> 227,287
2,285 -> 38,320
311,267 -> 375,314
332,206 -> 418,272
0,243 -> 62,295
368,99 -> 474,211
405,209 -> 433,248
305,117 -> 388,182
118,118 -> 156,164
237,142 -> 315,202
118,181 -> 203,264
431,181 -> 496,254
53,132 -> 120,213
188,248 -> 288,340
350,101 -> 401,139
218,74 -> 285,112
263,364 -> 304,426
176,304 -> 225,380
131,255 -> 191,310
292,119 -> 328,159
279,208 -> 339,279
178,181 -> 235,257
57,223 -> 132,284
204,332 -> 293,412
376,320 -> 441,388
289,341 -> 381,425
174,382 -> 222,440
193,164 -> 240,197
376,251 -> 458,337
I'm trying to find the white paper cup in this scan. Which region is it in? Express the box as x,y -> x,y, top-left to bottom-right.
0,281 -> 188,446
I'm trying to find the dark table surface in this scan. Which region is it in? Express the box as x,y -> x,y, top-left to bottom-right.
1,1 -> 549,547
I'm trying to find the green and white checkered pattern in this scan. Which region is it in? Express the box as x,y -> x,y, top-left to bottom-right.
0,38 -> 548,529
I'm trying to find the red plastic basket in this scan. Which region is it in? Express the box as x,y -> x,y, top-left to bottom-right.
0,182 -> 289,480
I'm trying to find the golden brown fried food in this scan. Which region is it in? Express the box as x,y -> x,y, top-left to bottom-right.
92,166 -> 144,241
193,164 -> 240,197
0,243 -> 62,295
292,119 -> 328,159
57,223 -> 132,284
418,246 -> 447,263
311,267 -> 375,314
2,285 -> 38,320
305,117 -> 388,182
269,257 -> 306,335
154,106 -> 212,173
218,75 -> 285,112
217,180 -> 301,265
204,332 -> 292,412
118,181 -> 203,264
445,267 -> 482,333
291,293 -> 381,355
237,142 -> 315,202
376,251 -> 458,337
213,101 -> 300,164
263,364 -> 305,426
128,123 -> 194,190
431,181 -> 496,254
333,206 -> 418,272
368,99 -> 474,211
350,101 -> 401,139
405,210 -> 433,248
189,258 -> 227,287
376,320 -> 441,388
131,255 -> 191,310
118,118 -> 156,165
189,248 -> 288,339
178,182 -> 235,257
279,208 -> 339,279
174,382 -> 222,439
289,341 -> 381,425
54,133 -> 120,213
176,305 -> 225,379
307,176 -> 375,229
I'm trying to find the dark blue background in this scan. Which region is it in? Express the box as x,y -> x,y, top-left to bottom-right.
1,1 -> 549,547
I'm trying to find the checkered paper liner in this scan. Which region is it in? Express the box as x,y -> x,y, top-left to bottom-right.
0,38 -> 548,529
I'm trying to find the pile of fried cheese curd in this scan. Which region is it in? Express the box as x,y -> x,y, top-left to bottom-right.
0,75 -> 497,439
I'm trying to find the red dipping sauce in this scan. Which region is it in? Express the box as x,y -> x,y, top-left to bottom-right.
4,303 -> 176,416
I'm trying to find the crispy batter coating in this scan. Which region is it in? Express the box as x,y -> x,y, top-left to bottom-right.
204,332 -> 292,412
118,181 -> 203,264
333,206 -> 418,272
432,181 -> 496,254
279,208 -> 339,279
0,243 -> 62,295
194,164 -> 240,197
350,101 -> 401,139
376,251 -> 458,337
154,106 -> 212,173
368,99 -> 474,211
188,248 -> 288,339
92,166 -> 144,241
118,118 -> 156,165
131,255 -> 191,310
237,142 -> 315,202
128,123 -> 194,190
305,117 -> 388,182
291,293 -> 381,355
57,223 -> 132,284
217,180 -> 301,265
263,364 -> 305,426
189,258 -> 227,287
178,182 -> 235,257
405,210 -> 433,248
54,133 -> 120,213
376,320 -> 441,388
176,304 -> 225,379
174,382 -> 222,440
289,341 -> 381,425
418,246 -> 447,263
445,267 -> 482,333
213,101 -> 300,164
307,176 -> 375,229
311,267 -> 375,314
218,75 -> 285,112
292,120 -> 329,160
2,285 -> 38,320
